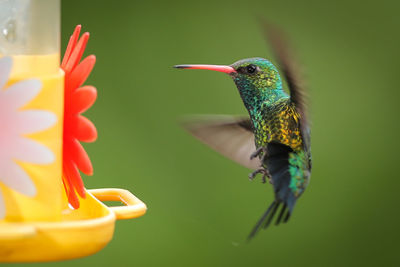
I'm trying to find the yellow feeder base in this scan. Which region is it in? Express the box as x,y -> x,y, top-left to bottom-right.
0,188 -> 147,262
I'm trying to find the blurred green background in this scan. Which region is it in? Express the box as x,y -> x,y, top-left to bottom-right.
15,0 -> 400,266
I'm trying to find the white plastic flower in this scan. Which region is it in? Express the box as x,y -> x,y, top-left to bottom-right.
0,57 -> 56,219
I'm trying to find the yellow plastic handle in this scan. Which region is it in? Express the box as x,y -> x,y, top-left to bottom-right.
88,188 -> 147,220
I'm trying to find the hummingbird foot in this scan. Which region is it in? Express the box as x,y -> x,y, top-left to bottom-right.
250,147 -> 263,160
250,147 -> 267,162
248,168 -> 272,184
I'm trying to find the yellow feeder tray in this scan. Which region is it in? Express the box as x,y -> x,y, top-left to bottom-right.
0,188 -> 147,262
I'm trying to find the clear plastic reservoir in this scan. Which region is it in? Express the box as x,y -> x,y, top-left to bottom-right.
0,0 -> 60,78
0,0 -> 64,221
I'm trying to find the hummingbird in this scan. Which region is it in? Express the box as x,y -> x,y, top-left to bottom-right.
174,24 -> 311,239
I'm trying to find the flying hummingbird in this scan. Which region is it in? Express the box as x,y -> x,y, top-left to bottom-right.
174,24 -> 311,239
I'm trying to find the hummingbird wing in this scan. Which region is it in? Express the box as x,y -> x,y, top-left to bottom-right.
181,115 -> 261,170
262,21 -> 311,150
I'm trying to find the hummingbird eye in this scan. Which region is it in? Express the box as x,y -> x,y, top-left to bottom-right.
246,64 -> 257,74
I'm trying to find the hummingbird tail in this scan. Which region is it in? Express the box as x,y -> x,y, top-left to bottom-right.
247,142 -> 302,240
247,199 -> 293,240
247,200 -> 277,240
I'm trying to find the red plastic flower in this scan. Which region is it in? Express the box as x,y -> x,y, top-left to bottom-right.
61,25 -> 97,208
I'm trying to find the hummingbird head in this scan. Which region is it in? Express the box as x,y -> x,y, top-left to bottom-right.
229,57 -> 282,90
175,57 -> 286,115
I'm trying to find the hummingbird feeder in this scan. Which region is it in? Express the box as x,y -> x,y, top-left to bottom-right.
0,0 -> 147,262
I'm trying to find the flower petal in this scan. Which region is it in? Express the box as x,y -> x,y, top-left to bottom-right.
72,115 -> 97,142
61,25 -> 81,70
67,55 -> 96,91
0,57 -> 12,89
64,159 -> 86,198
1,79 -> 41,109
0,161 -> 36,196
71,86 -> 97,114
63,32 -> 89,74
66,138 -> 93,175
12,137 -> 55,164
14,110 -> 57,134
0,191 -> 5,219
62,175 -> 80,209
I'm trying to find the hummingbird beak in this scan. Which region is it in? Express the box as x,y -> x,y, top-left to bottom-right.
174,64 -> 236,74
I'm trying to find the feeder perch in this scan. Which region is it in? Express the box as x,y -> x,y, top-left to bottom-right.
0,0 -> 146,262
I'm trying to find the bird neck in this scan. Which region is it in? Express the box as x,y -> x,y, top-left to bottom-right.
234,79 -> 288,119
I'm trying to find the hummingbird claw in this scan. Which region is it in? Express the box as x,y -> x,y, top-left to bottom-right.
263,169 -> 273,184
250,147 -> 263,160
248,168 -> 272,184
265,171 -> 273,184
261,174 -> 267,184
248,172 -> 256,181
249,168 -> 263,180
250,147 -> 267,160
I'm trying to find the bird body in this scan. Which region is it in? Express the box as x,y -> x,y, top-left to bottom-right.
251,96 -> 311,230
175,25 -> 311,239
232,57 -> 311,236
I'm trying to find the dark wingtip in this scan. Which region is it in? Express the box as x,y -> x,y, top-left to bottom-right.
174,65 -> 190,69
